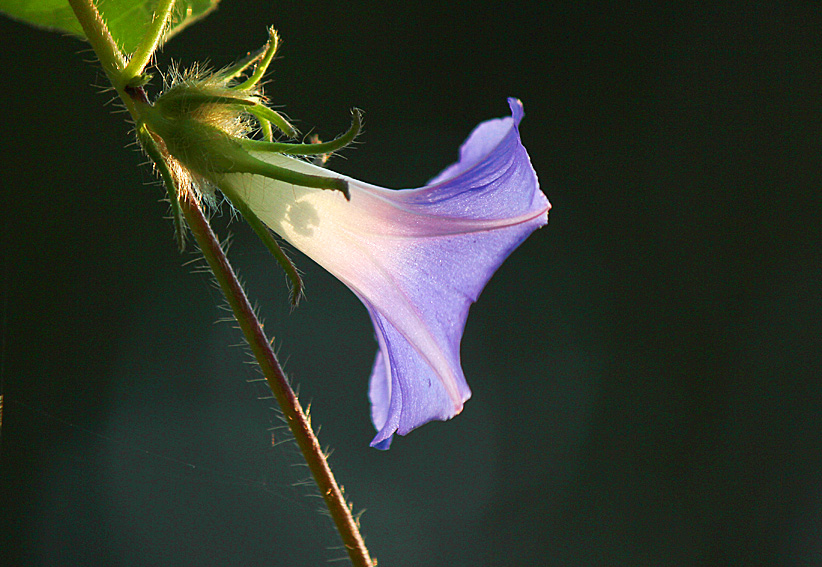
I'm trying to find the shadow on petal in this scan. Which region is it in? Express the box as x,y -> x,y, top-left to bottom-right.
222,98 -> 550,448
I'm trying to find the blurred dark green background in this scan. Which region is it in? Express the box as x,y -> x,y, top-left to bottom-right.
1,2 -> 820,565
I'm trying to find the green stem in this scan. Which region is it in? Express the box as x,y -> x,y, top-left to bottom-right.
67,2 -> 374,565
67,0 -> 140,120
124,0 -> 176,81
67,0 -> 125,76
178,192 -> 374,567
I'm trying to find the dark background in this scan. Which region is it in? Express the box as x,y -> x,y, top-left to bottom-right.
1,2 -> 820,565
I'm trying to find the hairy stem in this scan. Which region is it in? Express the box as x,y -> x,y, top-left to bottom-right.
67,0 -> 140,120
67,1 -> 374,565
124,0 -> 176,81
179,193 -> 374,567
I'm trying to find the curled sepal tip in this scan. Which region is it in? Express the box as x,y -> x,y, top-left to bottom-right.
136,28 -> 358,304
242,108 -> 362,157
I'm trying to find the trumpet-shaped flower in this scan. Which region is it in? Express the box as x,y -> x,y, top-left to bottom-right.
216,98 -> 550,448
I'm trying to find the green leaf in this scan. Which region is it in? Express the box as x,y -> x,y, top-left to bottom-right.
0,0 -> 218,54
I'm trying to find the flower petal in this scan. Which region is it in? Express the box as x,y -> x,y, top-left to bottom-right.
221,98 -> 549,448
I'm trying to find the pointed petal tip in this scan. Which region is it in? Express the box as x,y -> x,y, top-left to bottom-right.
368,392 -> 470,450
230,98 -> 545,450
358,99 -> 542,449
370,434 -> 393,450
507,97 -> 525,123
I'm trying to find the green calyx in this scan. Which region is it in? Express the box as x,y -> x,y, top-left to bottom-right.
138,26 -> 359,198
135,27 -> 362,305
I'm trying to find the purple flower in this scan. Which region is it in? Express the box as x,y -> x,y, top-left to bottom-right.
221,98 -> 549,448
